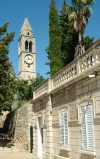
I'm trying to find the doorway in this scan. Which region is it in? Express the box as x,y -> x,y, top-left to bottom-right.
38,116 -> 43,157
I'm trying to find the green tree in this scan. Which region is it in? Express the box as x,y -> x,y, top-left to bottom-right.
69,0 -> 95,42
16,74 -> 45,106
59,0 -> 78,67
83,36 -> 94,51
0,23 -> 15,111
46,0 -> 63,76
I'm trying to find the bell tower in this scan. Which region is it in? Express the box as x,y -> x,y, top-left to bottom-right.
18,18 -> 36,80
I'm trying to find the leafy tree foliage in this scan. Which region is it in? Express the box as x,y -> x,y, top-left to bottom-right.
0,23 -> 15,111
46,0 -> 63,76
83,36 -> 94,51
46,0 -> 94,74
16,74 -> 45,106
59,0 -> 78,67
59,0 -> 94,65
69,0 -> 95,42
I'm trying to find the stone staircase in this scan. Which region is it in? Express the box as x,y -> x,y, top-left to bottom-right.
0,133 -> 26,153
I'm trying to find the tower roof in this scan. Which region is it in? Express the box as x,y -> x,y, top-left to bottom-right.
20,18 -> 33,36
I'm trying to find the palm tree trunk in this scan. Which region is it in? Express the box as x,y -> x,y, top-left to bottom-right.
79,32 -> 81,42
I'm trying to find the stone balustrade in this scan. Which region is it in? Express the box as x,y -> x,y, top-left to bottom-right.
33,39 -> 100,100
51,61 -> 77,89
33,79 -> 48,99
79,40 -> 100,72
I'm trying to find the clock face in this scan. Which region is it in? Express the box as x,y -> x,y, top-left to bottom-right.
24,54 -> 34,64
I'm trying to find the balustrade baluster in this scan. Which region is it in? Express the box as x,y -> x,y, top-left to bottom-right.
88,56 -> 91,68
95,52 -> 99,63
84,57 -> 88,70
97,51 -> 100,62
80,59 -> 84,72
64,73 -> 67,81
72,67 -> 74,77
92,54 -> 95,65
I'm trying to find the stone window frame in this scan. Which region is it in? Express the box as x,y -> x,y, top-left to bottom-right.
78,98 -> 96,156
36,112 -> 44,125
94,97 -> 100,117
36,110 -> 46,126
78,98 -> 95,121
59,105 -> 70,121
58,105 -> 70,151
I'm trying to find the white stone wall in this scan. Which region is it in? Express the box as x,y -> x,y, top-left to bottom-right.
32,98 -> 53,159
32,72 -> 100,159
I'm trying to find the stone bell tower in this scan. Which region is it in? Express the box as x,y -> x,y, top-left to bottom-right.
18,18 -> 36,80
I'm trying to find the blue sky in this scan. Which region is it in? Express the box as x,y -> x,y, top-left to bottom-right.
0,0 -> 100,78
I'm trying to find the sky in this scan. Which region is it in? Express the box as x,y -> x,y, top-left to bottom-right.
0,0 -> 100,79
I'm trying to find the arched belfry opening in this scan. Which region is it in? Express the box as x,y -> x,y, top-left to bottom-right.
25,40 -> 28,52
29,41 -> 32,52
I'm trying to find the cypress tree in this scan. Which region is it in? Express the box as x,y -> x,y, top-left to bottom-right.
59,0 -> 78,67
46,0 -> 63,76
0,23 -> 16,111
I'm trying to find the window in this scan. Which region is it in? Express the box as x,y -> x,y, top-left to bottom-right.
29,41 -> 32,52
25,41 -> 28,52
60,110 -> 69,148
80,104 -> 94,151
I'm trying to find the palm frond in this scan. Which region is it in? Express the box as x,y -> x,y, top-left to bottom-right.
87,0 -> 95,5
69,11 -> 77,21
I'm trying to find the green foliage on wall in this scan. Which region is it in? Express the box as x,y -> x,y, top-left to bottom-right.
16,74 -> 45,107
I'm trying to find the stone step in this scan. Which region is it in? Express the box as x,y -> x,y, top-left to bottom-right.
0,146 -> 26,153
0,142 -> 26,152
0,133 -> 26,152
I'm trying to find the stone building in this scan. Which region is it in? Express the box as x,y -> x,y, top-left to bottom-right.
31,39 -> 100,159
18,18 -> 36,80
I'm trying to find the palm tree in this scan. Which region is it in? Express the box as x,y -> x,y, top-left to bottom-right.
69,0 -> 95,43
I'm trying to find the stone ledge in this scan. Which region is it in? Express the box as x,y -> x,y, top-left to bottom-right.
80,150 -> 96,156
60,147 -> 70,151
51,153 -> 71,159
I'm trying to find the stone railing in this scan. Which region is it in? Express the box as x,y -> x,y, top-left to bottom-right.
79,40 -> 100,72
33,39 -> 100,100
33,79 -> 49,99
51,61 -> 77,89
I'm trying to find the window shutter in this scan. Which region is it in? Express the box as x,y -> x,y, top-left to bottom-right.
60,112 -> 64,146
60,111 -> 68,147
80,106 -> 87,150
81,104 -> 94,151
61,125 -> 64,146
86,105 -> 94,151
64,111 -> 68,147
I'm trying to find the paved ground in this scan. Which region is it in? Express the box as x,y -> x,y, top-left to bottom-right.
0,152 -> 40,159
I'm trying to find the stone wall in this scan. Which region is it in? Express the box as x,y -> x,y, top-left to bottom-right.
51,74 -> 100,159
15,104 -> 33,151
32,72 -> 100,159
4,104 -> 33,152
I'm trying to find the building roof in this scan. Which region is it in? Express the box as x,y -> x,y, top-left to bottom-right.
20,18 -> 33,34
